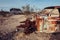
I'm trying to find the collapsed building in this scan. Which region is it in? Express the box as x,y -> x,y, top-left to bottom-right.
36,6 -> 60,33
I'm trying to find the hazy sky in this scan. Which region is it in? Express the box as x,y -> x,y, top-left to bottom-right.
0,0 -> 60,11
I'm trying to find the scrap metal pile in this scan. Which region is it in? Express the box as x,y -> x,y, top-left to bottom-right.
16,6 -> 60,33
16,18 -> 37,34
16,15 -> 60,34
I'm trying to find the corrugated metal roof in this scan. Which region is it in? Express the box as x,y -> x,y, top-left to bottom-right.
44,6 -> 60,9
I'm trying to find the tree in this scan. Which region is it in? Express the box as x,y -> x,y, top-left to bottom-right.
30,8 -> 34,12
22,5 -> 30,14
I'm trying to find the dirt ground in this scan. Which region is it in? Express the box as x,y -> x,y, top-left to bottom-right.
0,30 -> 60,40
0,15 -> 60,40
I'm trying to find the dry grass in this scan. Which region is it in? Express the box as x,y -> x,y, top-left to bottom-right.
0,14 -> 60,40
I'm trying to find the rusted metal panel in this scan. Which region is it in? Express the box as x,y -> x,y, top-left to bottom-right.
36,15 -> 59,33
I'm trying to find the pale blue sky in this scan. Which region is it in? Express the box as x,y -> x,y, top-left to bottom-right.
0,0 -> 60,11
